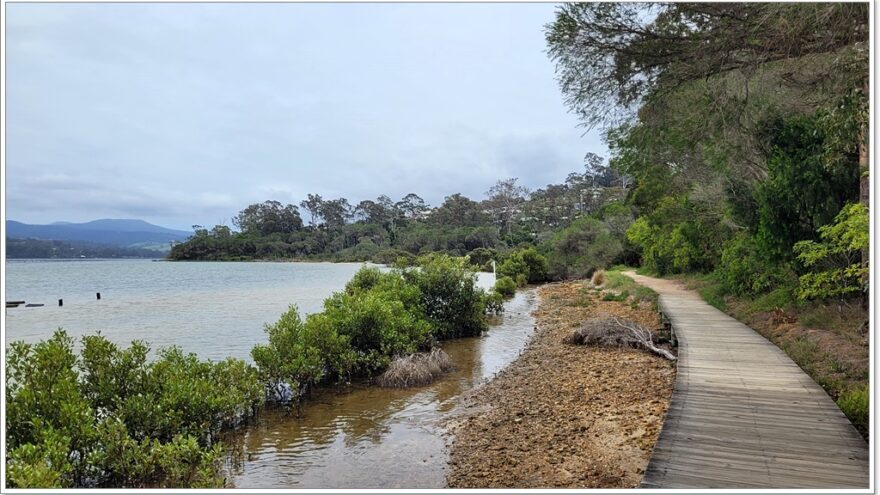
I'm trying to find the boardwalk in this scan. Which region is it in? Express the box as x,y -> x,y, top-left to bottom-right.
623,272 -> 869,489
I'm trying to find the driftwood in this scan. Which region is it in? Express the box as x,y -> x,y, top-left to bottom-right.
564,317 -> 676,361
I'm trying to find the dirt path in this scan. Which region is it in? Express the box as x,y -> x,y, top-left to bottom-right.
445,281 -> 675,488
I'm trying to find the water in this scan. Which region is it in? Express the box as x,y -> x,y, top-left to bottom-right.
5,259 -> 372,360
4,259 -> 538,488
224,289 -> 537,489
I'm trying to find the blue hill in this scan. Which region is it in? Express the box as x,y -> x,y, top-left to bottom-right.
6,219 -> 192,251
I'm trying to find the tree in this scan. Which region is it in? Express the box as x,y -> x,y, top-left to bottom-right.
485,178 -> 530,234
430,194 -> 489,228
396,193 -> 429,220
546,3 -> 867,130
318,198 -> 352,229
233,200 -> 303,235
299,194 -> 324,228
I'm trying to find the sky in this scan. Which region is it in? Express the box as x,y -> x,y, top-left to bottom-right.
5,3 -> 606,231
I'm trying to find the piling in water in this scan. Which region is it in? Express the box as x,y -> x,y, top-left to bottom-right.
58,299 -> 63,307
97,292 -> 101,300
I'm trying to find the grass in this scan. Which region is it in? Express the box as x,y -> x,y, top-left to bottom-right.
375,349 -> 453,388
837,385 -> 869,437
604,269 -> 659,307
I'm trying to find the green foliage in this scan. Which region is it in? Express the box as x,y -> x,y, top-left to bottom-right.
251,260 -> 490,395
837,384 -> 869,437
601,290 -> 629,302
494,276 -> 517,298
549,217 -> 622,279
467,247 -> 498,270
747,286 -> 799,314
319,290 -> 431,374
6,330 -> 262,488
484,290 -> 505,315
755,115 -> 859,259
251,306 -> 353,395
602,270 -> 658,306
626,196 -> 731,275
519,247 -> 549,283
403,254 -> 489,339
795,203 -> 868,300
715,233 -> 797,296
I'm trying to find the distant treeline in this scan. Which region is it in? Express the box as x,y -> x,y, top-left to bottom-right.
167,162 -> 634,281
6,238 -> 162,259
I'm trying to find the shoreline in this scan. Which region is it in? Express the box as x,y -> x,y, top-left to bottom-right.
445,280 -> 676,488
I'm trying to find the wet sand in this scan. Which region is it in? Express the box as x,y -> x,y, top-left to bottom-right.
446,281 -> 676,488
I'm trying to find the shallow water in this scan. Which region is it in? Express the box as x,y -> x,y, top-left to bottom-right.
224,289 -> 538,488
5,258 -> 537,488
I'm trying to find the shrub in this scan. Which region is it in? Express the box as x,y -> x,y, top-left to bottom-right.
715,233 -> 797,296
551,217 -> 622,279
319,290 -> 432,374
7,330 -> 261,488
498,247 -> 549,284
494,276 -> 517,298
466,247 -> 498,270
521,247 -> 549,283
795,203 -> 868,301
375,349 -> 453,388
251,305 -> 353,400
403,254 -> 488,339
498,253 -> 527,280
484,290 -> 505,315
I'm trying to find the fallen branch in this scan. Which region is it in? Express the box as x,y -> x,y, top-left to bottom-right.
564,317 -> 676,361
611,317 -> 677,361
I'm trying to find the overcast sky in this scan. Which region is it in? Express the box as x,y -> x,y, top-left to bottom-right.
6,3 -> 605,231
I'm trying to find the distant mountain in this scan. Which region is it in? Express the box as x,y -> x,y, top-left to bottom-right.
6,219 -> 192,252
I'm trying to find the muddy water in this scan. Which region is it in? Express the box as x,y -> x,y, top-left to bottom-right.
224,289 -> 538,489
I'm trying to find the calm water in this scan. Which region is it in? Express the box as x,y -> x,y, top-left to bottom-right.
4,259 -> 537,488
5,259 -> 372,360
225,289 -> 537,488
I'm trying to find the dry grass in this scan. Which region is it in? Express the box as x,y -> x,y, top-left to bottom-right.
591,270 -> 606,287
375,349 -> 453,388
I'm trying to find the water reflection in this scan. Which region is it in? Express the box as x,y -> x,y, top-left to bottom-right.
225,289 -> 537,488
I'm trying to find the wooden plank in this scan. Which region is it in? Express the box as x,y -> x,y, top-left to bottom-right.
626,272 -> 869,489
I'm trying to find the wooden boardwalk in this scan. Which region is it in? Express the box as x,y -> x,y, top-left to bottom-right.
623,272 -> 869,489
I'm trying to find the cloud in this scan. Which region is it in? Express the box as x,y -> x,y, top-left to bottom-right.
5,3 -> 607,229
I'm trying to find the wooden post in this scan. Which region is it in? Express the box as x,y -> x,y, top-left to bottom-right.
96,292 -> 101,300
58,299 -> 63,307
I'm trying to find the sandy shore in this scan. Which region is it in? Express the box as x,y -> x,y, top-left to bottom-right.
446,280 -> 676,488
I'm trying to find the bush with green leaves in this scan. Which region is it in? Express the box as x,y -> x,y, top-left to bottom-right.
715,233 -> 797,297
251,305 -> 353,399
794,203 -> 868,300
402,254 -> 489,339
755,115 -> 860,260
466,247 -> 498,270
625,196 -> 730,275
318,290 -> 432,374
498,247 -> 549,285
494,276 -> 517,298
550,217 -> 622,279
6,330 -> 263,488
